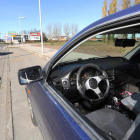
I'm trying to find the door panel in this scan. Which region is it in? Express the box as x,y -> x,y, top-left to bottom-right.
29,81 -> 91,140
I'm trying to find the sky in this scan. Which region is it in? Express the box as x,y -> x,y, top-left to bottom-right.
0,0 -> 104,39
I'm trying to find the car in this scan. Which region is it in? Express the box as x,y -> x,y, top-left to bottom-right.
18,4 -> 140,140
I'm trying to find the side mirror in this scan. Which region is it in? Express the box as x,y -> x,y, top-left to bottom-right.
18,66 -> 43,85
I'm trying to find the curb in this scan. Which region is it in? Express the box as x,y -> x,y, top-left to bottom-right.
20,47 -> 51,61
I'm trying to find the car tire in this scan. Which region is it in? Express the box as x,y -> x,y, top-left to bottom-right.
27,94 -> 38,126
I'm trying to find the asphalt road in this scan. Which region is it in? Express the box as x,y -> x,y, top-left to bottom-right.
0,44 -> 48,140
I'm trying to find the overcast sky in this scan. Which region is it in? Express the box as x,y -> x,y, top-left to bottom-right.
0,0 -> 104,39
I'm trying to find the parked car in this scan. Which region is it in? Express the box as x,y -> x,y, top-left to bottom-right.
18,4 -> 140,140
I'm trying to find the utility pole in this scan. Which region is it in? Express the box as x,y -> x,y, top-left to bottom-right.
39,0 -> 44,53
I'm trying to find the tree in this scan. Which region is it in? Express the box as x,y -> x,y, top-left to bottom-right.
53,22 -> 62,37
42,32 -> 48,41
109,0 -> 118,42
118,0 -> 131,11
132,34 -> 135,39
64,23 -> 71,40
102,35 -> 106,43
109,0 -> 118,14
71,23 -> 78,37
102,0 -> 108,42
132,0 -> 140,5
31,28 -> 39,32
46,23 -> 53,40
117,0 -> 131,38
123,0 -> 131,9
102,0 -> 107,17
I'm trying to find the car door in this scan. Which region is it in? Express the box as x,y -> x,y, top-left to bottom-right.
29,81 -> 94,140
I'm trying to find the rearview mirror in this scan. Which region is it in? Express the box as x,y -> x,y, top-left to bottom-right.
115,39 -> 135,48
18,66 -> 43,85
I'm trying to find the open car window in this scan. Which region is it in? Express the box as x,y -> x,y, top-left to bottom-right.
57,34 -> 140,65
124,44 -> 140,60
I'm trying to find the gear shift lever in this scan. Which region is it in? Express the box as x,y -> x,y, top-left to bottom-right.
112,97 -> 118,105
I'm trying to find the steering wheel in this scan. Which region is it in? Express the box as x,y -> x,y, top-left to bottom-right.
76,63 -> 110,104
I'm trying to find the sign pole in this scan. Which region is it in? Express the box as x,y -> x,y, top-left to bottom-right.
19,14 -> 22,46
39,0 -> 44,53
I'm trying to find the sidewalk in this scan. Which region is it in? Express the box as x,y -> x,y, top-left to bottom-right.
8,43 -> 59,61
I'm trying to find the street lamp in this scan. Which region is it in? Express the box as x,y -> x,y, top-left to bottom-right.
19,15 -> 25,46
39,0 -> 44,53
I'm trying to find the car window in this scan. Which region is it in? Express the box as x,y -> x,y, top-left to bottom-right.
58,34 -> 139,64
124,44 -> 140,60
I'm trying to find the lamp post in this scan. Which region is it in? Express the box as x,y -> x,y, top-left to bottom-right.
39,0 -> 44,53
19,15 -> 25,46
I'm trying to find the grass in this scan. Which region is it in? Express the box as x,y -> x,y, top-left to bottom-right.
75,41 -> 139,54
25,41 -> 66,46
25,40 -> 140,54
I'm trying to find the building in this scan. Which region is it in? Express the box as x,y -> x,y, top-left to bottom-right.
58,36 -> 67,41
52,37 -> 58,41
52,36 -> 67,41
5,34 -> 12,43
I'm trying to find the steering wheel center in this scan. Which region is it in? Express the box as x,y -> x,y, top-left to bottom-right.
89,78 -> 98,89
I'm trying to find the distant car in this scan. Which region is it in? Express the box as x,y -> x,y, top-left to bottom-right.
18,4 -> 140,140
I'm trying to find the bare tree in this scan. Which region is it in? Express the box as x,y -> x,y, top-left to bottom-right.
46,23 -> 53,40
64,23 -> 71,40
58,23 -> 62,36
53,22 -> 62,37
71,23 -> 78,37
31,28 -> 39,32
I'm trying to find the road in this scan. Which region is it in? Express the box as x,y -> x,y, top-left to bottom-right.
0,44 -> 47,140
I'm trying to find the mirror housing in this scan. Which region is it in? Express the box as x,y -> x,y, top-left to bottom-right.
18,66 -> 43,85
115,39 -> 135,48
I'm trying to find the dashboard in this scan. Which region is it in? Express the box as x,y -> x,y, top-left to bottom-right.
50,57 -> 138,101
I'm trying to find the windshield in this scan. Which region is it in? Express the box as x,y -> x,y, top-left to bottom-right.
58,34 -> 140,64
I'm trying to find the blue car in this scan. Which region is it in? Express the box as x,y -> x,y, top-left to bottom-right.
18,4 -> 140,140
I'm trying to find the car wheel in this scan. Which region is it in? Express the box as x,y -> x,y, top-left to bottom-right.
27,95 -> 38,126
